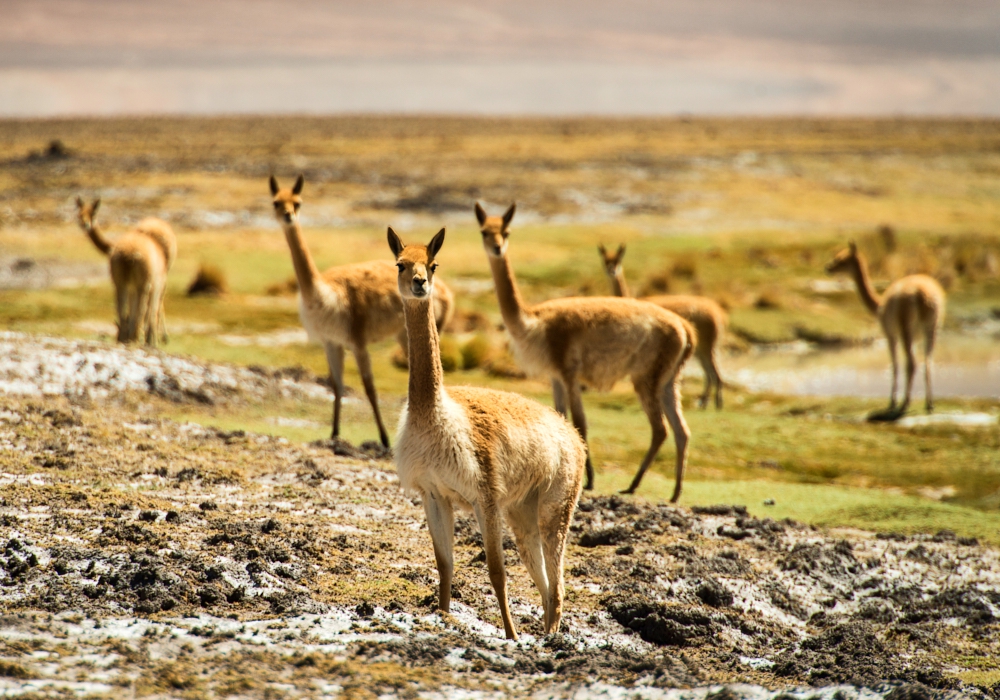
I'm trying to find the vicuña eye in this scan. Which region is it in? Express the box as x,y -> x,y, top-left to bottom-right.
430,263 -> 438,272
396,263 -> 405,271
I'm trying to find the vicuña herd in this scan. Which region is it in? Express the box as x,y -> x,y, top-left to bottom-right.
71,176 -> 947,638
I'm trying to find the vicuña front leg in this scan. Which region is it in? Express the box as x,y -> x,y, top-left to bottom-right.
323,343 -> 346,439
424,491 -> 455,611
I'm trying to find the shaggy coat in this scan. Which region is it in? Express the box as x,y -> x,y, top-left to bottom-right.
391,227 -> 585,640
476,203 -> 695,500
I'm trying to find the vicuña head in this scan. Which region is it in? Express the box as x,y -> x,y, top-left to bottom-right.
598,243 -> 626,279
76,196 -> 100,230
388,227 -> 444,301
825,240 -> 861,275
270,174 -> 303,226
475,202 -> 515,258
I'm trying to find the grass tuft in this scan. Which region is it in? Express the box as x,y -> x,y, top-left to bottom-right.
460,334 -> 493,370
186,264 -> 228,296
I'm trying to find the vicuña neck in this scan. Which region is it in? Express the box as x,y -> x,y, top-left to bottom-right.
82,222 -> 113,256
610,270 -> 630,298
487,253 -> 529,337
850,256 -> 881,315
281,219 -> 321,299
403,296 -> 445,418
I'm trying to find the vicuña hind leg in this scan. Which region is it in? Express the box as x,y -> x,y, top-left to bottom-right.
552,379 -> 567,417
661,377 -> 690,503
886,332 -> 900,410
114,285 -> 128,343
424,491 -> 455,611
622,377 -> 667,496
506,494 -> 550,623
708,352 -> 723,410
353,345 -> 391,448
538,483 -> 579,634
696,352 -> 713,409
475,503 -> 517,640
924,325 -> 937,414
901,325 -> 916,413
564,379 -> 594,490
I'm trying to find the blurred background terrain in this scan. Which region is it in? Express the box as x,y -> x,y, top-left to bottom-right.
2,0 -> 1000,116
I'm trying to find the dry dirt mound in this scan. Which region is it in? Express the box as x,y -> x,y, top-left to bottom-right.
0,337 -> 998,698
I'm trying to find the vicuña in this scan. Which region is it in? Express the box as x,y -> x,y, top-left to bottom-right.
390,226 -> 585,640
76,196 -> 176,346
826,241 -> 945,417
599,243 -> 727,409
270,175 -> 454,447
477,203 -> 694,499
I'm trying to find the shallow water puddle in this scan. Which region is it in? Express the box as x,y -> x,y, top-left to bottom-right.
729,335 -> 1000,399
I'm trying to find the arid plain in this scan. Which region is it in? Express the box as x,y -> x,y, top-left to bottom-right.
1,116 -> 1000,697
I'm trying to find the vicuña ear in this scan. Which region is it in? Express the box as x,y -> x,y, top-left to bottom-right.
92,198 -> 100,213
616,244 -> 626,262
849,240 -> 858,254
502,203 -> 516,230
269,175 -> 279,196
292,174 -> 304,195
598,244 -> 607,257
75,195 -> 84,208
387,227 -> 405,258
427,228 -> 446,259
475,202 -> 487,226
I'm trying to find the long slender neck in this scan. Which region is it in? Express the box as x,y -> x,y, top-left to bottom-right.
850,256 -> 881,315
610,268 -> 630,298
81,221 -> 113,256
487,253 -> 529,337
403,296 -> 445,418
281,219 -> 321,299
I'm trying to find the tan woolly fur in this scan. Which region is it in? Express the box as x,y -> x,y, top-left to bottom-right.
826,241 -> 946,417
269,175 -> 454,447
476,203 -> 695,500
389,227 -> 585,640
76,196 -> 173,346
599,243 -> 728,409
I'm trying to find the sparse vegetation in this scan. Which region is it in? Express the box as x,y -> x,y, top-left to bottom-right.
2,115 -> 1000,660
186,263 -> 229,296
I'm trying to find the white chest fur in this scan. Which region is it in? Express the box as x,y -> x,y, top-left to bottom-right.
394,392 -> 481,509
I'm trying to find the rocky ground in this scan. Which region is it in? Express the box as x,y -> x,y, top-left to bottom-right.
0,333 -> 998,699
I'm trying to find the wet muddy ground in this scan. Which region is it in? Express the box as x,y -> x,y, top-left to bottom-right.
1,335 -> 999,699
